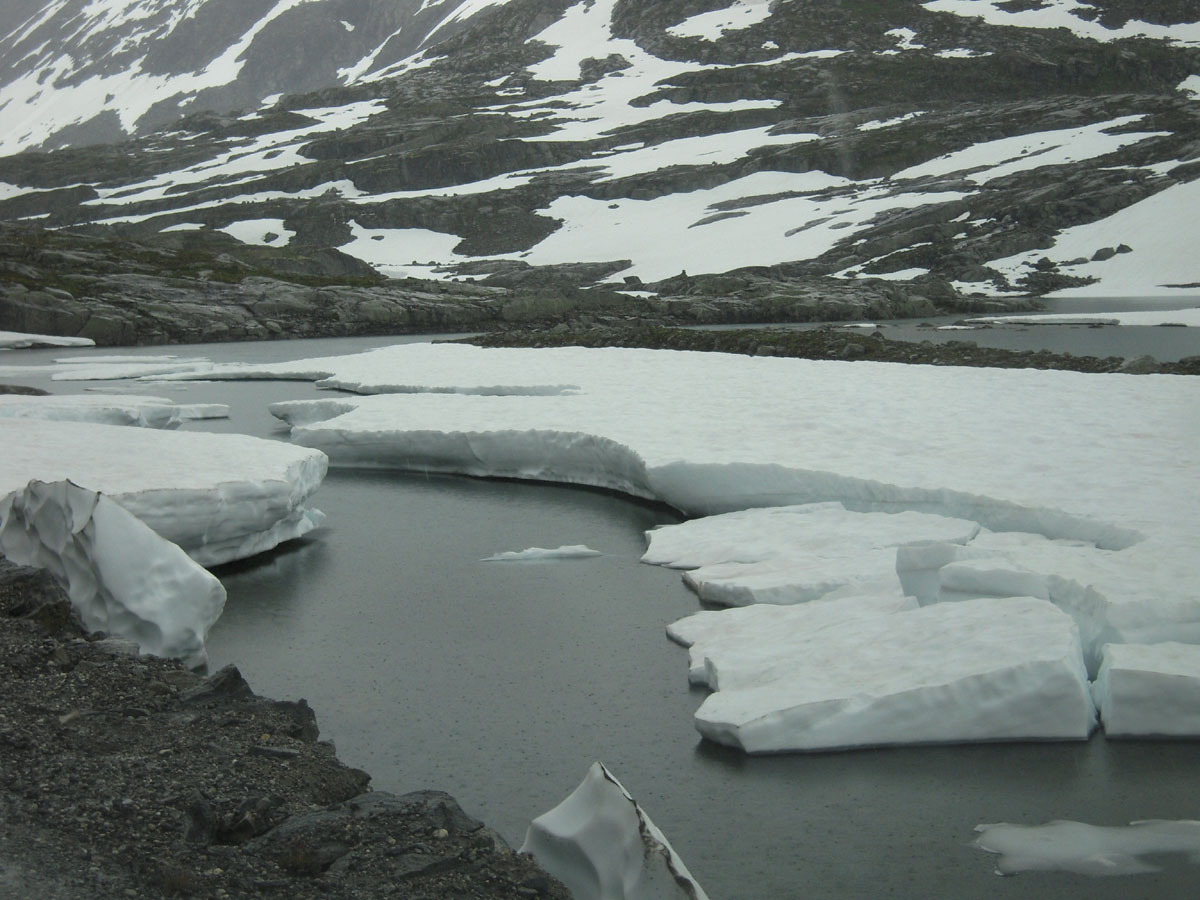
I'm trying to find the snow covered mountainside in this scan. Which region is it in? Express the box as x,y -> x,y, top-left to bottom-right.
0,0 -> 512,154
1,0 -> 1199,341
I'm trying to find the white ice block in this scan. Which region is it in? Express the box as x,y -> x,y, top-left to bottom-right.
667,590 -> 917,686
0,393 -> 227,429
0,419 -> 327,566
0,330 -> 94,349
689,596 -> 1096,753
1092,642 -> 1200,737
1,480 -> 225,667
643,502 -> 978,606
521,762 -> 709,900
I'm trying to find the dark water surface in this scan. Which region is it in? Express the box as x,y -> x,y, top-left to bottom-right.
3,330 -> 1199,898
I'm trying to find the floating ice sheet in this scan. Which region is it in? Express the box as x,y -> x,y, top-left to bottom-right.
682,596 -> 1096,752
0,419 -> 327,567
667,590 -> 918,686
0,393 -> 227,428
642,502 -> 979,606
0,480 -> 225,667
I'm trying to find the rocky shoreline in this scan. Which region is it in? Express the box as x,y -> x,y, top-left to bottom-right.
464,323 -> 1200,375
0,223 -> 1042,346
0,559 -> 570,899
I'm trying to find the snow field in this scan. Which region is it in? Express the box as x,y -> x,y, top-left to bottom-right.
986,176 -> 1200,298
0,0 -> 345,155
171,340 -> 1199,750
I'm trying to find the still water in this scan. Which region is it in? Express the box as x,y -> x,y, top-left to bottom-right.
701,295 -> 1200,362
3,324 -> 1199,899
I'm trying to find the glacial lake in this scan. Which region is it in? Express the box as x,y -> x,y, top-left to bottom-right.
3,316 -> 1200,899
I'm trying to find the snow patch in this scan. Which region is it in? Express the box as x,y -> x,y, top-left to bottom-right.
891,115 -> 1167,185
218,217 -> 295,248
987,178 -> 1200,297
923,0 -> 1200,46
667,1 -> 773,41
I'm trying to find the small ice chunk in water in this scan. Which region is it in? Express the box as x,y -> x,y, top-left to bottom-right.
482,544 -> 602,562
974,819 -> 1200,876
521,762 -> 709,900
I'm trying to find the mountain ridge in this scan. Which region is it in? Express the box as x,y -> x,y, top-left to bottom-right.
1,0 -> 1198,344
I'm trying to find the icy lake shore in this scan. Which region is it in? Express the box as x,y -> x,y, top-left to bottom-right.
2,328 -> 1200,897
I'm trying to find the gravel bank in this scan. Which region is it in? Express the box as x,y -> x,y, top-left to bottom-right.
0,559 -> 570,900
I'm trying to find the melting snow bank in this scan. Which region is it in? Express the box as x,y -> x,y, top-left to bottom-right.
521,762 -> 709,900
483,545 -> 602,562
0,420 -> 327,567
0,393 -> 229,428
0,480 -> 225,667
669,595 -> 1096,753
974,819 -> 1200,876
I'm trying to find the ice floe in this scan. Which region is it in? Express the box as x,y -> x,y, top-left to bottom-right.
974,819 -> 1200,876
94,341 -> 1200,748
0,330 -> 95,350
0,393 -> 228,428
667,591 -> 918,686
0,480 -> 226,667
482,544 -> 602,562
677,596 -> 1096,753
1092,642 -> 1200,737
521,762 -> 709,900
642,502 -> 979,606
0,419 -> 327,567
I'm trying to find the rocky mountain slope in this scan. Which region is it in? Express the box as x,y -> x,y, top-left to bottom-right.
1,0 -> 1198,344
0,0 -> 512,154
